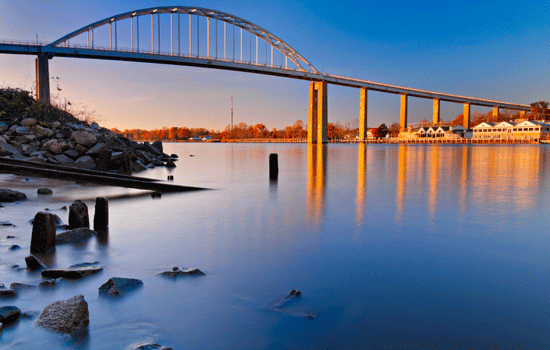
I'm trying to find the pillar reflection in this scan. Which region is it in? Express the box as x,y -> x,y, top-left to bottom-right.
306,144 -> 327,225
428,146 -> 439,222
396,145 -> 406,223
355,143 -> 367,226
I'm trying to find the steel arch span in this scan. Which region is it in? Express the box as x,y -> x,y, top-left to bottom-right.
47,6 -> 319,77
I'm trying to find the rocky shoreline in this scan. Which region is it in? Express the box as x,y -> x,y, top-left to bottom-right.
0,118 -> 177,174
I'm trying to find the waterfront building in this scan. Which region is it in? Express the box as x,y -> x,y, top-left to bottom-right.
472,120 -> 550,141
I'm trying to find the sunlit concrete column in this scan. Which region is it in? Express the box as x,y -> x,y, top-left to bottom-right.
463,103 -> 471,129
35,54 -> 50,104
359,88 -> 368,140
315,81 -> 328,144
308,83 -> 318,143
520,110 -> 526,118
400,94 -> 408,131
433,99 -> 440,125
493,106 -> 499,120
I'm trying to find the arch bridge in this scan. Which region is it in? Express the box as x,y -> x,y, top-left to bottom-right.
0,6 -> 531,143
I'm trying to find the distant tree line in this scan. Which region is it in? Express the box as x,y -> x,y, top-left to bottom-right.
115,119 -> 359,141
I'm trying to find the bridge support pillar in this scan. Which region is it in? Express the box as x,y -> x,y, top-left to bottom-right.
35,54 -> 50,104
492,106 -> 499,120
433,99 -> 440,125
308,81 -> 327,143
463,103 -> 471,129
520,110 -> 526,118
400,94 -> 408,131
359,88 -> 368,140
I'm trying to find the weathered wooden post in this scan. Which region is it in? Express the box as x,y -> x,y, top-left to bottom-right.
269,153 -> 279,179
93,197 -> 108,232
30,212 -> 56,253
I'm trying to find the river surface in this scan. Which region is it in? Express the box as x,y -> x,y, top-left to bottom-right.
1,143 -> 550,349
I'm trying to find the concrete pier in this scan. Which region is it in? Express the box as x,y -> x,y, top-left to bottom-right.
400,94 -> 408,131
35,54 -> 50,104
433,99 -> 440,125
308,81 -> 328,143
493,106 -> 499,119
463,103 -> 471,129
359,88 -> 368,140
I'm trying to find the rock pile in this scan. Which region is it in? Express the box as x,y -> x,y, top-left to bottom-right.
0,118 -> 176,174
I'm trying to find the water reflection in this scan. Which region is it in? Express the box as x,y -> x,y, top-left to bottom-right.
355,143 -> 367,227
306,144 -> 327,225
393,145 -> 548,226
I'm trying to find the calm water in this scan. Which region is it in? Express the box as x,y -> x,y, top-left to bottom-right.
2,143 -> 550,349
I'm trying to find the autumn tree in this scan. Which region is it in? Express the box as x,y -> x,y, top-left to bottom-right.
530,101 -> 550,120
388,122 -> 400,137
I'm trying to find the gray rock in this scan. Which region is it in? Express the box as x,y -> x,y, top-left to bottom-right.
35,125 -> 54,139
53,154 -> 73,164
0,189 -> 27,202
159,267 -> 205,278
71,131 -> 97,147
0,141 -> 18,156
25,255 -> 47,270
74,155 -> 96,169
85,142 -> 106,156
132,160 -> 148,173
0,122 -> 8,131
38,279 -> 58,289
165,159 -> 176,168
42,139 -> 65,154
41,265 -> 103,279
69,200 -> 89,229
152,140 -> 163,153
90,122 -> 99,130
131,343 -> 173,350
0,289 -> 16,299
9,244 -> 20,250
98,277 -> 143,297
14,126 -> 29,134
10,283 -> 37,293
0,306 -> 21,324
37,188 -> 53,195
56,227 -> 96,244
11,152 -> 29,161
63,149 -> 80,159
36,294 -> 89,334
75,144 -> 89,155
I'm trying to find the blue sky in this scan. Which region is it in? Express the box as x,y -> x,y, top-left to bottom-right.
0,0 -> 548,130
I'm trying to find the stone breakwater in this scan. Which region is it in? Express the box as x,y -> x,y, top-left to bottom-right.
0,118 -> 176,174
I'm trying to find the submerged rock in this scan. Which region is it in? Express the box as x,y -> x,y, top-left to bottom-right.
0,306 -> 21,324
25,255 -> 47,271
56,227 -> 96,244
98,277 -> 143,297
0,289 -> 16,299
41,265 -> 103,279
159,267 -> 205,278
36,294 -> 89,334
37,188 -> 53,195
0,189 -> 27,202
131,343 -> 173,350
38,279 -> 58,289
10,283 -> 37,293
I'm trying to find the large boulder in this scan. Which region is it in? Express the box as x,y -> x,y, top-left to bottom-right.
35,294 -> 89,334
85,142 -> 106,156
53,154 -> 73,164
68,200 -> 89,229
71,131 -> 97,147
25,255 -> 47,271
56,227 -> 96,244
98,277 -> 143,297
0,289 -> 16,299
35,125 -> 54,139
42,139 -> 65,154
0,306 -> 21,324
152,140 -> 163,153
0,189 -> 27,202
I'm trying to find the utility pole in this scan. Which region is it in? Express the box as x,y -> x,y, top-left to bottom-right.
231,95 -> 233,130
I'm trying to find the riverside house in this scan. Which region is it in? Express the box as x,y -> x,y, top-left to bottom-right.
472,120 -> 550,141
